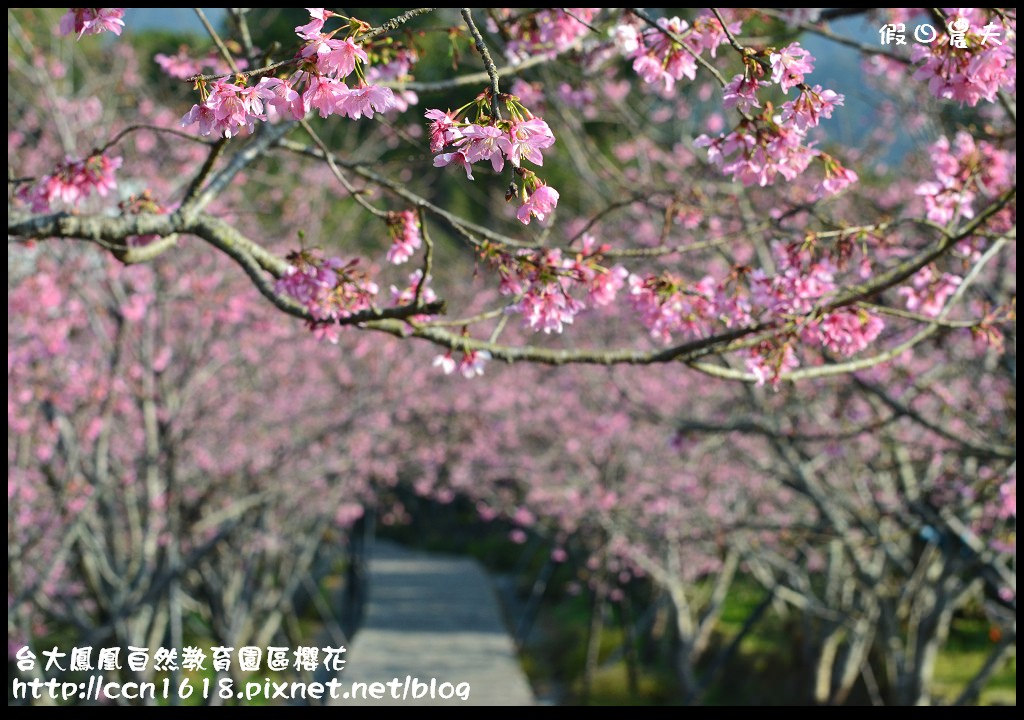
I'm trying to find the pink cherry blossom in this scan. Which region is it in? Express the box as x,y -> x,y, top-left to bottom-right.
696,123 -> 816,189
432,151 -> 475,180
425,109 -> 463,153
512,285 -> 585,334
632,54 -> 675,92
770,42 -> 815,92
390,269 -> 437,305
154,48 -> 203,80
385,210 -> 422,265
816,309 -> 884,357
502,8 -> 599,60
431,349 -> 491,378
587,265 -> 629,307
20,154 -> 122,212
746,341 -> 799,389
780,85 -> 844,130
461,124 -> 512,173
506,118 -> 556,167
274,251 -> 379,333
302,75 -> 349,119
59,8 -> 125,39
256,77 -> 305,122
432,352 -> 458,375
915,132 -> 1014,224
337,84 -> 395,120
295,8 -> 333,41
610,24 -> 641,54
722,74 -> 765,113
458,349 -> 491,378
910,9 -> 1015,106
898,266 -> 962,317
817,159 -> 859,198
320,38 -> 368,79
516,184 -> 560,225
621,13 -> 741,91
180,101 -> 219,137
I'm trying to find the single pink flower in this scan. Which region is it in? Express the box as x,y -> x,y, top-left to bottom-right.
433,151 -> 475,180
516,184 -> 559,225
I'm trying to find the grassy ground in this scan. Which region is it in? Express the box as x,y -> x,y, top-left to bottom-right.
512,574 -> 1017,706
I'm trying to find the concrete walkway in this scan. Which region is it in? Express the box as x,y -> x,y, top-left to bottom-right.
335,540 -> 535,706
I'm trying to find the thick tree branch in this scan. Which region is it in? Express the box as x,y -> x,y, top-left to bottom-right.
8,189 -> 1013,374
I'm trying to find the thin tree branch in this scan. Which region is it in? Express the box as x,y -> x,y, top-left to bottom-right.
461,8 -> 503,120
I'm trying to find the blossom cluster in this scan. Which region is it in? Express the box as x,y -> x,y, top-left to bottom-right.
274,251 -> 379,344
608,11 -> 857,196
426,97 -> 559,225
428,114 -> 556,175
627,241 -> 886,387
910,9 -> 1016,107
385,210 -> 422,265
59,8 -> 125,39
19,154 -> 122,212
492,8 -> 600,60
695,41 -> 856,197
389,269 -> 438,322
155,46 -> 250,81
496,235 -> 628,334
613,13 -> 742,92
627,272 -> 731,344
914,131 -> 1015,224
898,266 -> 962,317
181,8 -> 395,138
389,269 -> 436,306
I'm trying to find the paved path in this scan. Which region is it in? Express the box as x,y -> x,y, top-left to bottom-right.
336,540 -> 535,706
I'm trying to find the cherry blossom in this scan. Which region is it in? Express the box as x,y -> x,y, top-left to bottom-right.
816,309 -> 885,356
746,341 -> 799,388
780,85 -> 845,130
610,23 -> 641,54
302,75 -> 349,120
910,9 -> 1016,106
319,38 -> 369,80
769,42 -> 815,92
256,77 -> 305,122
722,74 -> 766,113
432,350 -> 491,378
506,118 -> 556,168
516,184 -> 560,225
295,8 -> 334,40
337,84 -> 396,120
461,124 -> 512,172
915,132 -> 1015,224
512,285 -> 585,334
20,154 -> 122,212
385,210 -> 422,265
274,251 -> 379,337
425,109 -> 463,153
154,48 -> 203,80
498,8 -> 600,60
620,13 -> 740,91
432,151 -> 476,180
390,270 -> 438,323
58,8 -> 125,39
898,266 -> 962,317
